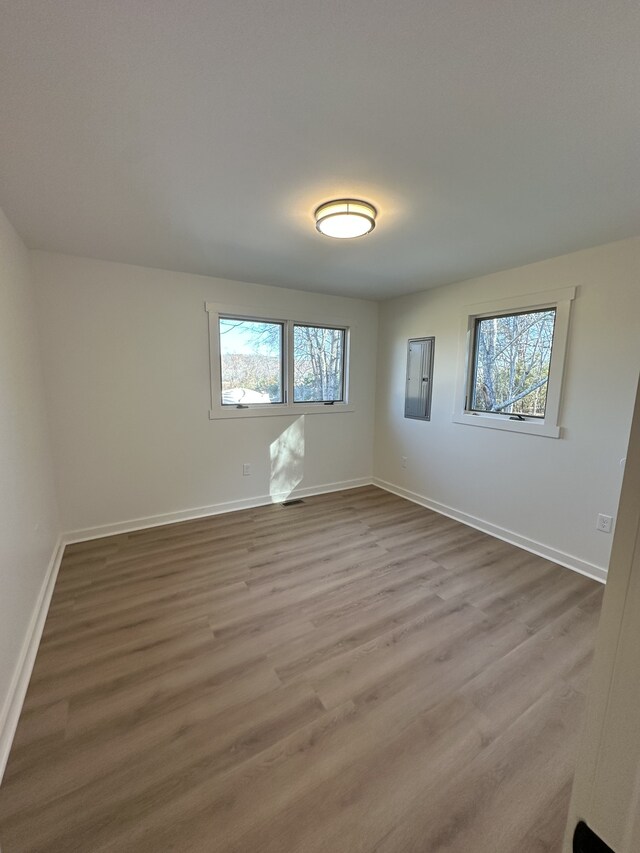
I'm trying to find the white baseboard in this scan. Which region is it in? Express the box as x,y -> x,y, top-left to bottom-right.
0,534 -> 66,782
63,477 -> 373,544
373,477 -> 607,584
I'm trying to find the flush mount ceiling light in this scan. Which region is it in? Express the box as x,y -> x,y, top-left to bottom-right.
314,198 -> 377,239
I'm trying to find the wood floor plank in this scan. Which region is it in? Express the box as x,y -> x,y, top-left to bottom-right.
0,485 -> 603,852
370,683 -> 585,853
1,683 -> 325,852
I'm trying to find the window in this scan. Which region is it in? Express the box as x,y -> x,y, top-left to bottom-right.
469,309 -> 555,418
453,287 -> 575,438
219,317 -> 284,405
293,324 -> 344,403
207,304 -> 351,418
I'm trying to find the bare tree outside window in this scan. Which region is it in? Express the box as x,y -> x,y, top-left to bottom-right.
470,309 -> 556,418
293,325 -> 344,402
218,316 -> 347,407
219,318 -> 283,404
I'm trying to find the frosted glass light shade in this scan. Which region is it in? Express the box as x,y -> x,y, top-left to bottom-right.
315,199 -> 376,239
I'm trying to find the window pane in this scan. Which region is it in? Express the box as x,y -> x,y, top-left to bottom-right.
293,325 -> 344,403
471,309 -> 556,417
219,317 -> 283,405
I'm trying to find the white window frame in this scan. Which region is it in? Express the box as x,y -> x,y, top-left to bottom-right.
452,287 -> 575,438
206,302 -> 354,419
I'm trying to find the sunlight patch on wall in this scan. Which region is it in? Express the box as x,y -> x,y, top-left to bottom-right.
270,416 -> 305,502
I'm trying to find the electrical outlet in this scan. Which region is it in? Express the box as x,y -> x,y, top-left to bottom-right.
401,456 -> 407,469
242,463 -> 251,476
596,514 -> 613,534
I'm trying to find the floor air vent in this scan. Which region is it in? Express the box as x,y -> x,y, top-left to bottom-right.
282,499 -> 304,506
573,822 -> 615,853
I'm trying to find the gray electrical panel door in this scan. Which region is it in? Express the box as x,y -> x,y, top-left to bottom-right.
404,337 -> 434,420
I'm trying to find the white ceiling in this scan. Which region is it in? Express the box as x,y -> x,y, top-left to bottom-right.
1,1 -> 639,300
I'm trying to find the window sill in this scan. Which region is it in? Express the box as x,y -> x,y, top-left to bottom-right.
209,403 -> 355,420
452,412 -> 561,438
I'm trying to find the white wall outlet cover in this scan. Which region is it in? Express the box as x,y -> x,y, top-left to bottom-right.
597,514 -> 613,534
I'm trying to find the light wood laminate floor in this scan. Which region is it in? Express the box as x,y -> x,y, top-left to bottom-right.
0,486 -> 603,852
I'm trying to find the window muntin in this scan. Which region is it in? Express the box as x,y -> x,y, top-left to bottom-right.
469,308 -> 556,419
219,317 -> 284,405
293,324 -> 345,403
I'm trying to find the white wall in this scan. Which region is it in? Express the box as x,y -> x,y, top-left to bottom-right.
374,237 -> 640,576
0,208 -> 60,772
32,252 -> 378,535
